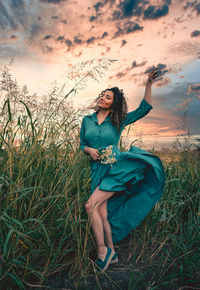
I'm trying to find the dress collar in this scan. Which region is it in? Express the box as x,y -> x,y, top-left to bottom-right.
89,111 -> 111,125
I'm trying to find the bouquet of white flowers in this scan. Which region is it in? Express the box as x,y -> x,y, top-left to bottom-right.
99,145 -> 118,167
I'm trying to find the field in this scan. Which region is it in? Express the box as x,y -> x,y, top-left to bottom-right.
0,61 -> 199,289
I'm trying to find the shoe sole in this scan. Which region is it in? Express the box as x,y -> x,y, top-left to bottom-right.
95,249 -> 115,272
110,257 -> 118,264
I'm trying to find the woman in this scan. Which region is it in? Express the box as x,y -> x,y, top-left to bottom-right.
80,68 -> 165,272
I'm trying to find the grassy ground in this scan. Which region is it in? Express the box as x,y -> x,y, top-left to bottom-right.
0,61 -> 200,289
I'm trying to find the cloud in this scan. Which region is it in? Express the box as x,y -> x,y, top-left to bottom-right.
150,83 -> 200,136
87,36 -> 97,44
111,0 -> 171,21
9,0 -> 27,28
132,60 -> 147,68
144,63 -> 170,78
183,1 -> 200,14
120,0 -> 143,18
120,39 -> 127,47
141,88 -> 200,137
89,15 -> 98,22
0,2 -> 18,29
43,34 -> 52,40
143,4 -> 169,20
173,97 -> 192,111
113,21 -> 143,38
29,23 -> 41,39
89,0 -> 116,22
101,32 -> 108,39
94,1 -> 104,12
186,83 -> 200,95
191,30 -> 200,37
89,0 -> 111,22
0,43 -> 30,59
112,0 -> 143,20
110,61 -> 147,81
112,10 -> 121,20
174,16 -> 184,23
40,0 -> 66,3
105,46 -> 111,53
56,35 -> 65,43
65,39 -> 73,47
0,0 -> 47,50
128,106 -> 187,139
55,35 -> 74,48
126,22 -> 143,33
115,71 -> 127,78
73,36 -> 83,44
41,28 -> 104,51
109,66 -> 133,80
183,1 -> 197,10
0,1 -> 40,43
41,44 -> 54,53
153,77 -> 171,87
10,34 -> 18,40
196,3 -> 200,14
168,41 -> 200,57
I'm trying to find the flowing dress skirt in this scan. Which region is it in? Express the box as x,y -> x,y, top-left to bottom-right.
89,145 -> 165,245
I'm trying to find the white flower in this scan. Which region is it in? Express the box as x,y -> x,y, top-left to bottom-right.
100,145 -> 117,166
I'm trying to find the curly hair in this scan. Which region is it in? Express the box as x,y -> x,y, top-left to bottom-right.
94,86 -> 128,132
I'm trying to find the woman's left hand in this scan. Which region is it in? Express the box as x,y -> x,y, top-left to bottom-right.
147,67 -> 159,85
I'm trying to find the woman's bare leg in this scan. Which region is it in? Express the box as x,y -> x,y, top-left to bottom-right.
98,200 -> 115,251
85,185 -> 115,260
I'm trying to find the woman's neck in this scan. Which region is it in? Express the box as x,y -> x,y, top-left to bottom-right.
96,108 -> 111,118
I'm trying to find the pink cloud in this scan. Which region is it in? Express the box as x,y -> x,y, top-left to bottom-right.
153,77 -> 171,87
186,83 -> 200,95
173,97 -> 192,111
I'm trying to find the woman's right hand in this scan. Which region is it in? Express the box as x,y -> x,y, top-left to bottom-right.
88,148 -> 101,161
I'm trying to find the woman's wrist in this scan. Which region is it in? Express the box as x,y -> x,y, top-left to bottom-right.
146,79 -> 152,86
84,146 -> 91,155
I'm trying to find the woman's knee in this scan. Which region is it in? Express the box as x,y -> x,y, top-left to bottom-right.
85,201 -> 91,214
85,199 -> 98,215
84,187 -> 115,215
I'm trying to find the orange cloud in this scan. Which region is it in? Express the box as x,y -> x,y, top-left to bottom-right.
173,97 -> 192,111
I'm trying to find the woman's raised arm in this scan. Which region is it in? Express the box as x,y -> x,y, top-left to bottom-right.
123,98 -> 153,127
123,67 -> 158,127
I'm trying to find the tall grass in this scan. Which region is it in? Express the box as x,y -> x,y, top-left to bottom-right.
127,147 -> 200,289
0,58 -> 116,288
0,59 -> 199,289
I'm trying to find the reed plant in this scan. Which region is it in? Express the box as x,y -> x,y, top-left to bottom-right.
127,146 -> 200,289
0,58 -> 117,288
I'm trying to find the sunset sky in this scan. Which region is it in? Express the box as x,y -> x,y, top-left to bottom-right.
0,0 -> 200,149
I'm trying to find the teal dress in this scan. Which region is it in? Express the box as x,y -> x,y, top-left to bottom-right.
80,98 -> 165,244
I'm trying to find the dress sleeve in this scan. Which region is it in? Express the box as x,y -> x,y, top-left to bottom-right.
123,98 -> 153,127
80,117 -> 88,152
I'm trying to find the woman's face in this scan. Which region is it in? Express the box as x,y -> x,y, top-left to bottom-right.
97,90 -> 114,110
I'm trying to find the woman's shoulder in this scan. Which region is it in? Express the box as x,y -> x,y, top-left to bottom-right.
82,112 -> 95,120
